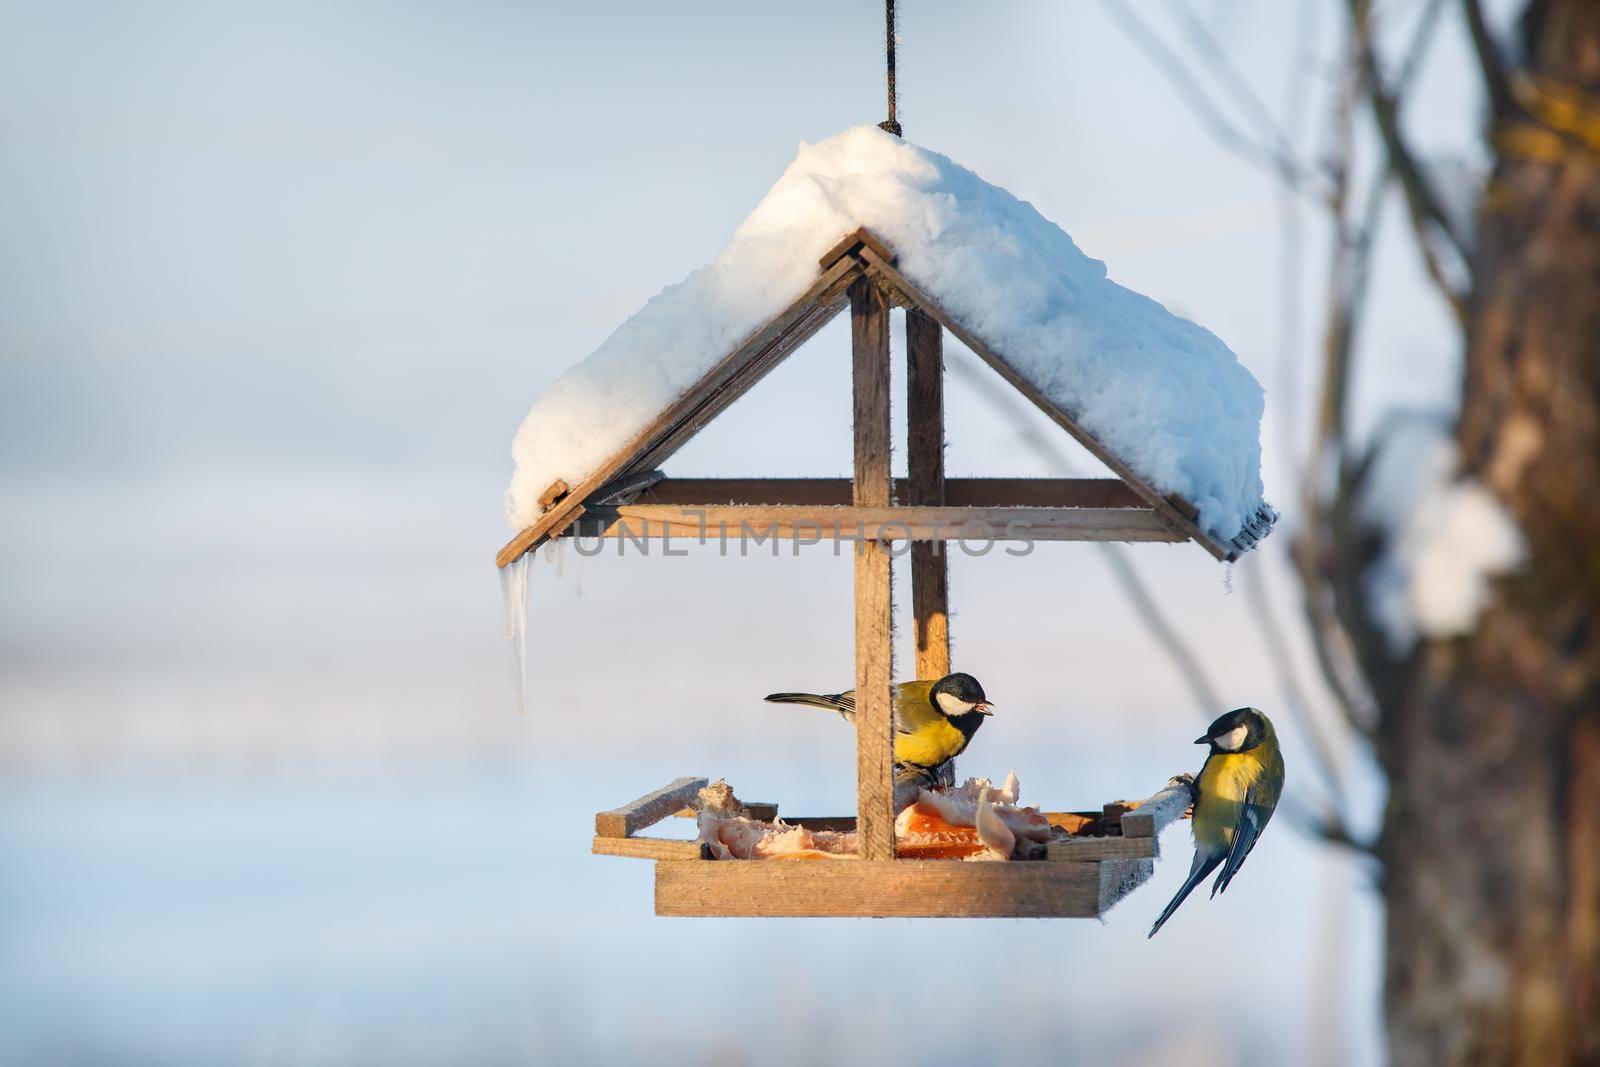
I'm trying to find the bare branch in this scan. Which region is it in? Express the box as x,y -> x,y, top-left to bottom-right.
1462,0 -> 1516,121
943,353 -> 1225,719
1240,555 -> 1350,798
1098,0 -> 1329,200
1161,0 -> 1299,159
1282,794 -> 1378,858
1347,0 -> 1470,323
1293,54 -> 1386,743
1095,542 -> 1224,715
1271,0 -> 1317,482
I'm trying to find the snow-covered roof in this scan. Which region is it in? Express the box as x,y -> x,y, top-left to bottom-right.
507,125 -> 1270,548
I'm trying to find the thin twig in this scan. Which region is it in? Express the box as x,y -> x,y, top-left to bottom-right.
1282,793 -> 1377,857
943,353 -> 1225,719
1347,0 -> 1470,323
1294,49 -> 1385,743
1240,555 -> 1348,797
1461,0 -> 1515,122
1161,0 -> 1299,161
1096,541 -> 1224,715
1272,0 -> 1316,482
1098,0 -> 1328,200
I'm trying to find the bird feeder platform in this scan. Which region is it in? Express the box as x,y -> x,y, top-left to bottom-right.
501,226 -> 1271,919
591,775 -> 1193,918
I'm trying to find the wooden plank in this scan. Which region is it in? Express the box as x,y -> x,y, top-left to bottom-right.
851,240 -> 1236,562
1118,777 -> 1197,838
563,504 -> 1185,543
1047,835 -> 1158,862
594,777 -> 709,838
1098,858 -> 1158,913
906,307 -> 950,680
654,859 -> 1102,918
537,479 -> 570,509
624,477 -> 1144,509
851,275 -> 896,863
818,226 -> 898,270
496,256 -> 862,567
592,836 -> 702,861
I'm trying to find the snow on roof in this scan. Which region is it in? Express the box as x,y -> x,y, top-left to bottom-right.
507,125 -> 1267,542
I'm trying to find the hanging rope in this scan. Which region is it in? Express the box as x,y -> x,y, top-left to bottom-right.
879,0 -> 902,136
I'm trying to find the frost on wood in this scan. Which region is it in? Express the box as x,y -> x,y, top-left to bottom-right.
1360,416 -> 1526,650
506,125 -> 1268,543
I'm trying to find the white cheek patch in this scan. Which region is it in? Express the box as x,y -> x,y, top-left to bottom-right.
935,692 -> 976,716
1215,724 -> 1250,751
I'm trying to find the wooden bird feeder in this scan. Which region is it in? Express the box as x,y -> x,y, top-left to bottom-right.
497,228 -> 1274,918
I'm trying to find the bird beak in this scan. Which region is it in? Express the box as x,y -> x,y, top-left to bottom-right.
976,703 -> 994,716
1194,734 -> 1210,745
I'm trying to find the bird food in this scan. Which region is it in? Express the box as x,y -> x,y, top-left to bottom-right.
696,775 -> 1064,862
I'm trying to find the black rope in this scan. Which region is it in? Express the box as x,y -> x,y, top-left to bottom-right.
878,0 -> 902,136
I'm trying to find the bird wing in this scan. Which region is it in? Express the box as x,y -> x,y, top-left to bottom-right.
891,679 -> 942,736
1210,785 -> 1270,898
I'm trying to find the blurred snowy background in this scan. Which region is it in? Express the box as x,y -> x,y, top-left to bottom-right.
2,1 -> 1498,1063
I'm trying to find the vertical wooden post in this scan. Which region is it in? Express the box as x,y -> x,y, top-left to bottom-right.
850,275 -> 896,862
906,307 -> 950,680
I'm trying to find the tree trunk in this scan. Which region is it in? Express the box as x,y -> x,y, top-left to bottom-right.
1381,3 -> 1600,1063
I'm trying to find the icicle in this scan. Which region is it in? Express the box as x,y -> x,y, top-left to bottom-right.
499,554 -> 532,714
1222,560 -> 1235,595
553,538 -> 567,579
576,549 -> 587,599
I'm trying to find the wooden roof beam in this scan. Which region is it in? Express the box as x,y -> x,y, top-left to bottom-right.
561,505 -> 1185,544
496,255 -> 865,567
615,476 -> 1147,509
844,233 -> 1242,562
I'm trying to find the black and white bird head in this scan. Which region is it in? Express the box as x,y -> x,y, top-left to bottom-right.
1196,707 -> 1268,753
931,673 -> 993,718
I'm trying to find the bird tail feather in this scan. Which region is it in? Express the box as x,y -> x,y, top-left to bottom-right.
1147,852 -> 1224,938
764,692 -> 847,712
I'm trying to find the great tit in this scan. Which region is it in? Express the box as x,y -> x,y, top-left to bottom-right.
1148,707 -> 1285,938
764,672 -> 993,777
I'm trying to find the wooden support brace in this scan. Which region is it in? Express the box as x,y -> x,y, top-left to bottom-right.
851,275 -> 896,863
601,477 -> 1145,509
906,306 -> 950,681
592,836 -> 702,861
1118,775 -> 1198,838
564,504 -> 1183,543
594,776 -> 709,838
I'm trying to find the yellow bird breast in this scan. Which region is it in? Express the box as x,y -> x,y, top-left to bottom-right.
893,718 -> 966,769
1193,747 -> 1279,848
